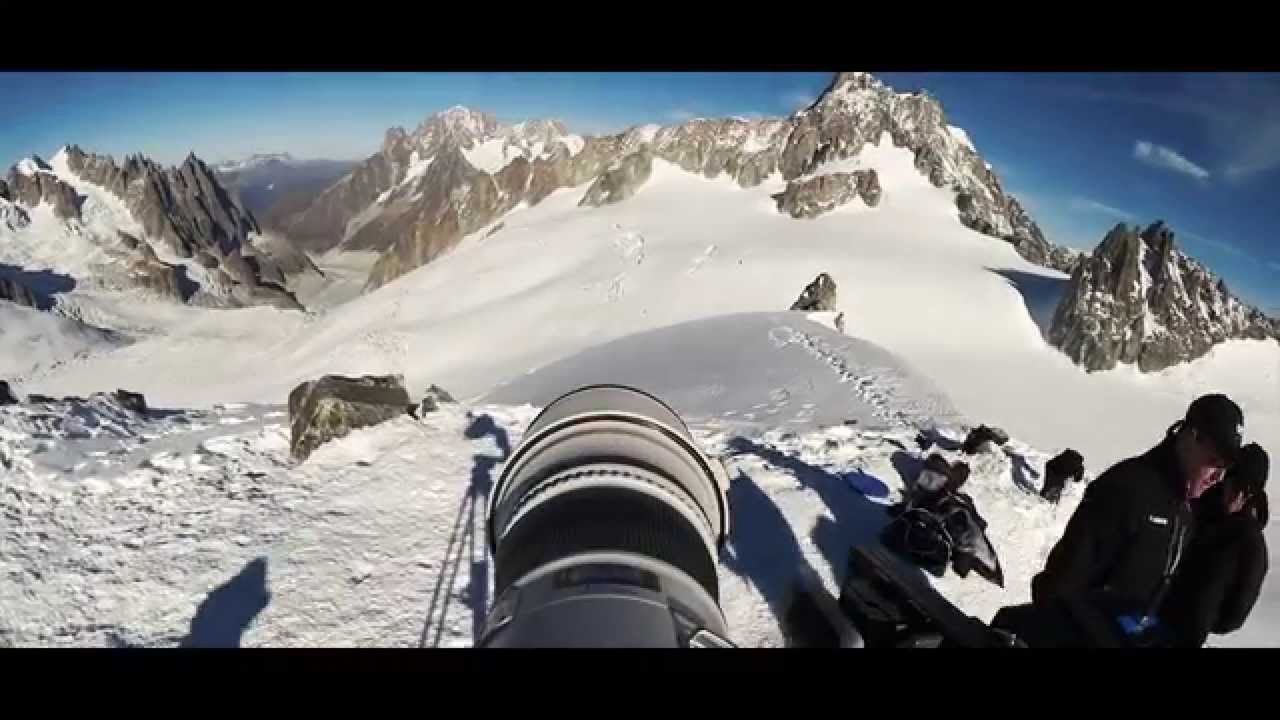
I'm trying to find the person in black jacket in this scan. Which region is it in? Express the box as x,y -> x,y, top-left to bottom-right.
991,394 -> 1246,647
1030,394 -> 1244,613
1158,443 -> 1269,647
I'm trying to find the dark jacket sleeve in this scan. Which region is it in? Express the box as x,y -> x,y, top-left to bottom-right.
1032,468 -> 1132,605
1213,528 -> 1269,634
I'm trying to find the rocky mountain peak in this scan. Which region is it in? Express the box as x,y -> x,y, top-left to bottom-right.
804,71 -> 897,120
383,126 -> 410,150
822,72 -> 888,99
415,106 -> 501,149
1050,220 -> 1276,372
48,145 -> 307,308
510,118 -> 570,146
14,155 -> 53,176
283,71 -> 1083,288
5,155 -> 82,221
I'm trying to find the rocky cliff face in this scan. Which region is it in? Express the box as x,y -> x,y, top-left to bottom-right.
1,147 -> 313,309
782,73 -> 1068,271
277,108 -> 578,256
65,146 -> 311,307
5,157 -> 82,220
64,146 -> 258,260
580,149 -> 654,207
1049,221 -> 1278,372
281,73 -> 1084,290
773,169 -> 881,218
0,189 -> 31,232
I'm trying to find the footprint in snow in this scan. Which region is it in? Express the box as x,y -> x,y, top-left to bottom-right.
607,274 -> 626,302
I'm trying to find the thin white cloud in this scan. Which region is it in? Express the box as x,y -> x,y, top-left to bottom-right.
1133,140 -> 1210,181
1069,196 -> 1137,221
1180,229 -> 1246,258
666,108 -> 696,122
781,90 -> 817,112
1054,76 -> 1280,182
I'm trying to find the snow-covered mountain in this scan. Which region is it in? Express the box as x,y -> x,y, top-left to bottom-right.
1051,220 -> 1280,372
4,72 -> 1278,648
213,153 -> 298,174
274,73 -> 1081,292
0,147 -> 321,316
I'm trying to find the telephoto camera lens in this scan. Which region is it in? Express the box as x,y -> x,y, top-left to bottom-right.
481,384 -> 733,647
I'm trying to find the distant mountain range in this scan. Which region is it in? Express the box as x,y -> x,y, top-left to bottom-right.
269,73 -> 1083,290
1,72 -> 1274,375
212,153 -> 357,225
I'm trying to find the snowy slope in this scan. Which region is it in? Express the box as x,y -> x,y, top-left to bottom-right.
1,324 -> 1083,648
9,134 -> 1278,646
26,141 -> 1276,471
0,303 -> 125,380
483,312 -> 962,432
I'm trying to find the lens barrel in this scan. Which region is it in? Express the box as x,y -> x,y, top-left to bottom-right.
482,385 -> 732,647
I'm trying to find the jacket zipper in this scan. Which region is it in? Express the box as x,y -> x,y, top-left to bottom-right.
1142,500 -> 1191,624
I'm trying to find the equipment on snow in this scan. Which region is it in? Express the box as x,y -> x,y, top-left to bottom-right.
1041,448 -> 1085,503
962,424 -> 1009,455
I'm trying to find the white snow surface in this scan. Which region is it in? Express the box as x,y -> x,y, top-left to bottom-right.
946,125 -> 975,152
484,312 -> 961,432
14,157 -> 46,176
558,134 -> 585,156
2,329 -> 1084,648
0,304 -> 125,379
461,138 -> 512,174
7,137 -> 1279,646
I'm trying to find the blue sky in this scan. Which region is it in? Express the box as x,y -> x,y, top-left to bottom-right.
2,71 -> 1278,310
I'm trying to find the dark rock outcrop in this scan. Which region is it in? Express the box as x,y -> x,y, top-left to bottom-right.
772,170 -> 881,218
415,384 -> 457,416
1049,221 -> 1277,372
580,149 -> 654,207
791,273 -> 839,312
113,389 -> 147,414
0,380 -> 17,405
288,374 -> 411,461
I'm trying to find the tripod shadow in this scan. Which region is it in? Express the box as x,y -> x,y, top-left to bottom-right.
724,437 -> 894,630
420,413 -> 509,647
720,470 -> 810,626
180,557 -> 271,648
